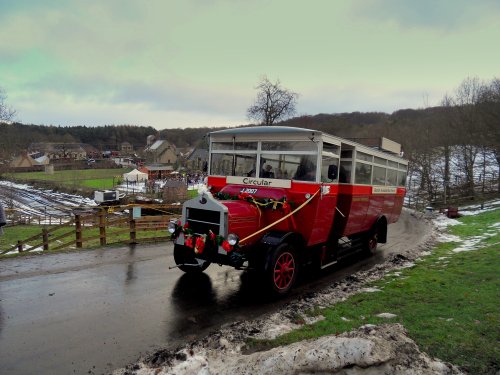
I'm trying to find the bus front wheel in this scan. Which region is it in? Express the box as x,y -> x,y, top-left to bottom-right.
266,243 -> 299,295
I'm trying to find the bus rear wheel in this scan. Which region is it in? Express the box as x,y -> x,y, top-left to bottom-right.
266,243 -> 298,295
363,228 -> 378,255
174,244 -> 210,273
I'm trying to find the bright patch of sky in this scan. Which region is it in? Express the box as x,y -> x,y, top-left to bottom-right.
0,0 -> 499,129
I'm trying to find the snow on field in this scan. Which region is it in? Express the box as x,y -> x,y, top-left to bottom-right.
458,198 -> 500,215
432,202 -> 499,253
0,180 -> 96,218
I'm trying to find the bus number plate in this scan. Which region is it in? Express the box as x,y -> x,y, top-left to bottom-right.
240,188 -> 258,194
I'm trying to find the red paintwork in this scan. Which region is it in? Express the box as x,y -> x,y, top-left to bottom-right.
223,200 -> 261,245
207,176 -> 406,249
209,177 -> 338,247
335,185 -> 405,237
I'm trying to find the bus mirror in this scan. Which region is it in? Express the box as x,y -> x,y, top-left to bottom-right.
328,165 -> 338,180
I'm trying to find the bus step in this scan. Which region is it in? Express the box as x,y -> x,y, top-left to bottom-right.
320,260 -> 338,270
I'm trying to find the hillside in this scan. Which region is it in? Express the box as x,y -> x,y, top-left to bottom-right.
0,107 -> 459,155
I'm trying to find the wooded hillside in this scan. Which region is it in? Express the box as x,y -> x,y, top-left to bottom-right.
1,77 -> 498,200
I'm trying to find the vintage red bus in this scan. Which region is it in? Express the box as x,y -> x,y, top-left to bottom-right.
169,126 -> 408,294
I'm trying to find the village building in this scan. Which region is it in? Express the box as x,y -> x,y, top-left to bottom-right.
162,179 -> 187,203
121,142 -> 134,155
185,148 -> 208,172
9,151 -> 45,170
139,164 -> 174,180
143,139 -> 177,165
28,143 -> 92,161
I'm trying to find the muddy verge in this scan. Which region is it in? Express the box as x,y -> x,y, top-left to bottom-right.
114,212 -> 462,374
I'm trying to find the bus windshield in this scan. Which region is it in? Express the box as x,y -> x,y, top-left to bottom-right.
210,140 -> 319,181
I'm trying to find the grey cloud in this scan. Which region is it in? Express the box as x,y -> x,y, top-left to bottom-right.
351,0 -> 500,31
24,72 -> 248,118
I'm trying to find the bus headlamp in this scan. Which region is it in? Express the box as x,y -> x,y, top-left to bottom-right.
227,233 -> 239,246
168,221 -> 177,234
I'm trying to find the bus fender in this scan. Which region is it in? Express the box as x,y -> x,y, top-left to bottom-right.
375,216 -> 388,243
260,231 -> 305,271
260,230 -> 304,247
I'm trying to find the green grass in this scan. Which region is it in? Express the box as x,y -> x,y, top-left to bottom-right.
0,223 -> 169,256
7,168 -> 128,189
187,189 -> 199,199
0,225 -> 42,251
80,178 -> 116,189
250,209 -> 500,375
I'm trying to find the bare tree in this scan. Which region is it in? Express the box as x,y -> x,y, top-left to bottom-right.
450,77 -> 484,196
247,76 -> 298,125
0,88 -> 16,122
477,78 -> 500,191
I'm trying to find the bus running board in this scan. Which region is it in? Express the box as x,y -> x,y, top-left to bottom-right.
320,260 -> 338,270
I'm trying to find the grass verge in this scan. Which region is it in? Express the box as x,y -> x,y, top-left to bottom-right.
0,223 -> 170,257
249,209 -> 500,375
6,168 -> 127,190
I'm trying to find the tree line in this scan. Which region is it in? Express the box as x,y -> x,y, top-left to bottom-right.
1,77 -> 499,198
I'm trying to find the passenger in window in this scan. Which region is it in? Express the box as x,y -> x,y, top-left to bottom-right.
294,159 -> 316,181
262,164 -> 274,178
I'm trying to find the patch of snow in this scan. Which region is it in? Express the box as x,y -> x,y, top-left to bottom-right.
400,262 -> 415,269
459,199 -> 500,216
115,325 -> 463,375
433,214 -> 462,228
360,287 -> 382,293
437,233 -> 461,242
452,236 -> 486,253
376,313 -> 397,319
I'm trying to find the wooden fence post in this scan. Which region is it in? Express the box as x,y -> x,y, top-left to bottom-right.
42,228 -> 49,251
129,209 -> 137,244
75,214 -> 83,248
99,209 -> 107,246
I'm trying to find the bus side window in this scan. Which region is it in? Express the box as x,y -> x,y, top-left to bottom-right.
339,161 -> 351,183
321,155 -> 339,182
339,166 -> 347,183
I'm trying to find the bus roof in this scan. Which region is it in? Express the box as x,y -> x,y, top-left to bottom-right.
210,126 -> 322,137
209,126 -> 406,164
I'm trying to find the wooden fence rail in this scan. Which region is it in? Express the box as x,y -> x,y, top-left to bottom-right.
1,205 -> 179,256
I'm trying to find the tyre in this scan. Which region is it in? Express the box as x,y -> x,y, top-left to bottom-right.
173,244 -> 210,273
266,242 -> 299,295
363,227 -> 378,255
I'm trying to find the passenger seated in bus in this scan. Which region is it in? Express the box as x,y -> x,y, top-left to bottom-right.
294,159 -> 316,181
262,164 -> 274,178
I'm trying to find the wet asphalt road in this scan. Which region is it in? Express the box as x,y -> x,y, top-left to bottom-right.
0,210 -> 430,375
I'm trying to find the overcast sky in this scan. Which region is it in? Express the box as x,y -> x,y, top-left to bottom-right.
1,0 -> 499,129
